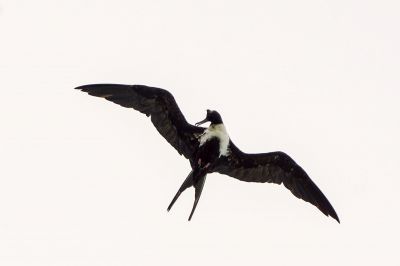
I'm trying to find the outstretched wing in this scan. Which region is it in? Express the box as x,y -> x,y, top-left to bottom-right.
215,141 -> 340,223
76,84 -> 205,163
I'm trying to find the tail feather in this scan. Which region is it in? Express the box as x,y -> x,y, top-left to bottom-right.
188,175 -> 207,221
167,170 -> 194,212
167,168 -> 208,221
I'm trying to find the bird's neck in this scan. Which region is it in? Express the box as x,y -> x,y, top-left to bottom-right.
209,123 -> 227,133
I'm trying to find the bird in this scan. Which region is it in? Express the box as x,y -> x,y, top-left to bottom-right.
75,83 -> 340,223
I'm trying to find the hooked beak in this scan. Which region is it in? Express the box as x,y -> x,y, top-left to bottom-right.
195,117 -> 208,126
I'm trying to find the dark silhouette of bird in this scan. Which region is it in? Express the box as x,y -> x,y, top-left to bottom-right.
75,84 -> 340,223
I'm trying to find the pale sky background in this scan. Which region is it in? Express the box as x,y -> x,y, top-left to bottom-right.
1,0 -> 399,265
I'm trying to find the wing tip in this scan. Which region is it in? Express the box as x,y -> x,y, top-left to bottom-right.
74,84 -> 135,99
330,211 -> 340,224
74,84 -> 99,91
320,200 -> 340,223
74,84 -> 121,91
74,84 -> 86,91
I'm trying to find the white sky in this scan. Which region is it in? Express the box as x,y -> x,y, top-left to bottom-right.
1,0 -> 399,265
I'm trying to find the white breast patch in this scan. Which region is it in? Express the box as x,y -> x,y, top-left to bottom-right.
199,124 -> 230,157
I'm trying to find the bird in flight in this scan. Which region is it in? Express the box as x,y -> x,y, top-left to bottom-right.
76,84 -> 340,223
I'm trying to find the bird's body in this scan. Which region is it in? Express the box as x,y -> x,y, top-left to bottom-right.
76,84 -> 340,223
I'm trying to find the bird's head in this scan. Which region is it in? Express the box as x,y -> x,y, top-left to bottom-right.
195,109 -> 223,126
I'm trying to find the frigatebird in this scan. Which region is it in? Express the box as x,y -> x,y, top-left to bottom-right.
76,84 -> 340,223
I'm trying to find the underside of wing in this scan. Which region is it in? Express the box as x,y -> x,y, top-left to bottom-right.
216,141 -> 340,223
76,84 -> 205,162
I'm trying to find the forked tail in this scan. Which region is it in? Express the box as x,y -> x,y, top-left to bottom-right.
167,169 -> 207,221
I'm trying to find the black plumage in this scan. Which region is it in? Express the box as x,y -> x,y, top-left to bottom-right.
76,83 -> 339,223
